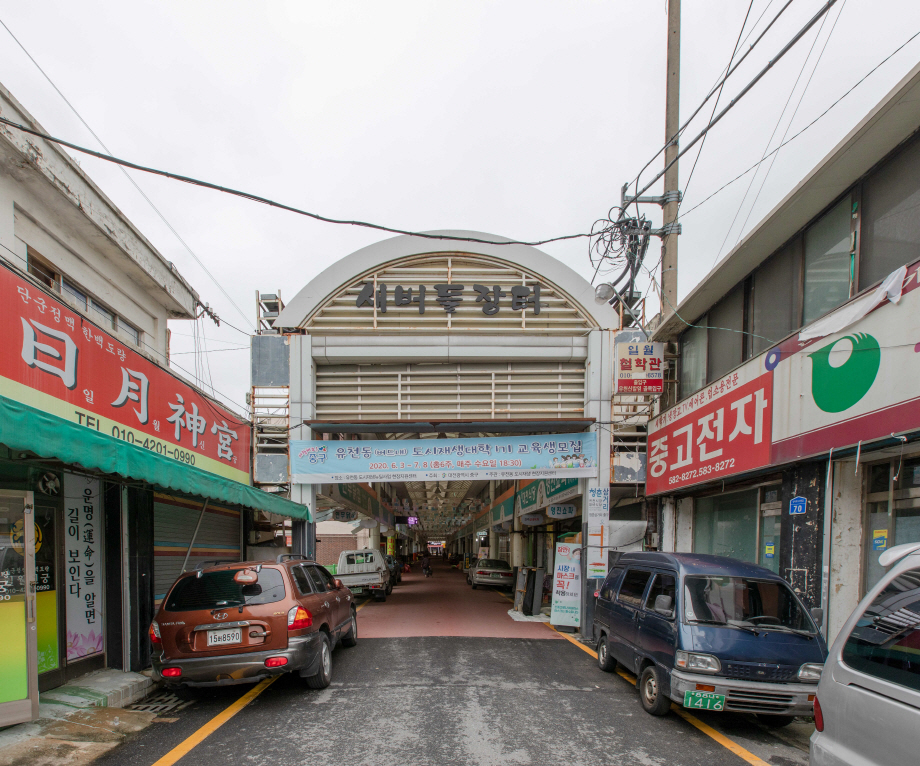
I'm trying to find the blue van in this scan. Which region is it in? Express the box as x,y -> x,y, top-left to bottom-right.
593,552 -> 828,725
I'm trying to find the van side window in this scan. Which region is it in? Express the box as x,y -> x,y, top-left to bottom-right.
842,566 -> 920,692
600,568 -> 623,600
644,573 -> 676,618
617,569 -> 652,607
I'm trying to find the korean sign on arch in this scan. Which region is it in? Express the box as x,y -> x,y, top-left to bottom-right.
646,365 -> 773,495
0,264 -> 250,483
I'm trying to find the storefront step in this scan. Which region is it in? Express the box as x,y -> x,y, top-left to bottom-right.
38,670 -> 157,710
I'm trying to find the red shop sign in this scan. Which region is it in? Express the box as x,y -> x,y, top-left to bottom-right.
646,372 -> 773,495
0,264 -> 250,482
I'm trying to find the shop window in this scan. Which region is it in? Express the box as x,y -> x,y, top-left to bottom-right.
694,489 -> 759,563
26,248 -> 59,291
708,286 -> 744,382
864,457 -> 920,593
759,487 -> 782,575
90,299 -> 115,331
62,279 -> 87,310
679,319 -> 708,397
750,241 -> 801,356
803,198 -> 853,325
860,135 -> 920,288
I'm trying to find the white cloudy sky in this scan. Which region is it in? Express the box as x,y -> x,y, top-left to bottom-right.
1,0 -> 918,414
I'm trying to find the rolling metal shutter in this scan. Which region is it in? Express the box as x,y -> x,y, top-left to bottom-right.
315,361 -> 586,420
153,493 -> 241,606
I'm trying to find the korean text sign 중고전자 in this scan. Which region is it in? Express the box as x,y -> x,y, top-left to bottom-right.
646,371 -> 773,495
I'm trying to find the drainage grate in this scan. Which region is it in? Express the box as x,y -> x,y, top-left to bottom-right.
129,691 -> 195,714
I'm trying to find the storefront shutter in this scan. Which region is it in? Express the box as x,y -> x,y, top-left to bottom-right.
315,361 -> 586,420
153,493 -> 241,606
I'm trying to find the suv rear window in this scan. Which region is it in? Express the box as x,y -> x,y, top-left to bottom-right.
842,566 -> 920,692
164,568 -> 287,611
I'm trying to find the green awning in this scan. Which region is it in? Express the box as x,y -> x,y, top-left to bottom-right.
0,395 -> 310,520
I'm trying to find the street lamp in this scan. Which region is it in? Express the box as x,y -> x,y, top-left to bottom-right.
594,283 -> 616,304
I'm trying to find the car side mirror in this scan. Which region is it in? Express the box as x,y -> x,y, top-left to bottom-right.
810,607 -> 824,625
334,579 -> 344,590
654,594 -> 673,616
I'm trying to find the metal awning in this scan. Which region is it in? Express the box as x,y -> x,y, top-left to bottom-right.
0,395 -> 311,520
303,419 -> 595,435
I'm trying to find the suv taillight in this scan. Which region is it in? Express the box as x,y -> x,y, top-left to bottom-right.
814,695 -> 824,732
149,621 -> 161,645
287,605 -> 313,631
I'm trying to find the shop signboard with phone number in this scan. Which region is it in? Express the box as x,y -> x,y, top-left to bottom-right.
0,264 -> 250,483
646,370 -> 773,495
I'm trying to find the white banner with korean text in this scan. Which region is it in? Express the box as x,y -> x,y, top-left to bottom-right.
63,473 -> 103,661
586,487 -> 609,579
550,542 -> 582,627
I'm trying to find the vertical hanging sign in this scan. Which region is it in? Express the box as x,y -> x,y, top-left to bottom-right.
586,487 -> 609,579
64,473 -> 103,661
550,543 -> 581,627
615,341 -> 665,394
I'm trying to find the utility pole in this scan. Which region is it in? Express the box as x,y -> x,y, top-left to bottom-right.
661,0 -> 681,316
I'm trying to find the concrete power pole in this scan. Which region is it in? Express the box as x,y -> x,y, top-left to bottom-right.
661,0 -> 681,316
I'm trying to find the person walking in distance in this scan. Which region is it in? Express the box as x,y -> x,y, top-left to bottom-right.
421,554 -> 432,577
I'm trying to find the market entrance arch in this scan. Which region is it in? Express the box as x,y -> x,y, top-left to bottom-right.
252,232 -> 618,603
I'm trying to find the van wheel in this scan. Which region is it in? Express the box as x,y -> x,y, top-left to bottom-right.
639,665 -> 671,716
597,635 -> 617,672
305,633 -> 332,689
756,714 -> 795,728
341,609 -> 358,647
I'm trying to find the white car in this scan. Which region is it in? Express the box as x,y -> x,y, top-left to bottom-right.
810,542 -> 920,765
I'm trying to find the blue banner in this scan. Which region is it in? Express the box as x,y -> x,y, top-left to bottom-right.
290,432 -> 598,483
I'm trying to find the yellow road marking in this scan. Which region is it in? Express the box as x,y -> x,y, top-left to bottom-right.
673,707 -> 771,766
355,598 -> 371,612
151,677 -> 277,766
542,622 -> 769,765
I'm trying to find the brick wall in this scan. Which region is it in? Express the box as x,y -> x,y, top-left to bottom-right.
315,534 -> 359,566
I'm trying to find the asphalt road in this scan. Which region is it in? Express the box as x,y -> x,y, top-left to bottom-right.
97,563 -> 811,766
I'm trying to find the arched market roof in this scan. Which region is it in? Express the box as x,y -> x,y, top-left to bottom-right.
274,230 -> 619,332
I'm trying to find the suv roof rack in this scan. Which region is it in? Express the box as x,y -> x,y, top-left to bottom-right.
276,553 -> 310,564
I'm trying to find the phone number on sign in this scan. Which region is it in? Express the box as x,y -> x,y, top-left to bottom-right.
668,458 -> 735,485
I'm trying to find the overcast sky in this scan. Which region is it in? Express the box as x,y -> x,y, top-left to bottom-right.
1,0 -> 918,414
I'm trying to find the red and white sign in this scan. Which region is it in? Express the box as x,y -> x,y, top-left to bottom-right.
616,341 -> 664,394
647,371 -> 773,495
0,264 -> 250,483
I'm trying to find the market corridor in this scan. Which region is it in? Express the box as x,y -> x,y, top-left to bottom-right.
358,558 -> 561,639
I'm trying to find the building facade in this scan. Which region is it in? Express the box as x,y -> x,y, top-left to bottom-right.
649,62 -> 920,643
0,82 -> 307,726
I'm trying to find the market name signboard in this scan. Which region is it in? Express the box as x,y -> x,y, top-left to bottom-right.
291,433 -> 597,483
1,265 -> 250,483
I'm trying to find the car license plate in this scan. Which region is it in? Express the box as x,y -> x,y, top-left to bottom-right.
349,587 -> 363,594
683,690 -> 725,710
492,573 -> 501,578
207,627 -> 242,646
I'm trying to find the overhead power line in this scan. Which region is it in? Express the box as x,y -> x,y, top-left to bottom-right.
678,26 -> 920,220
0,18 -> 254,331
630,0 -> 839,202
631,0 -> 795,195
0,116 -> 596,249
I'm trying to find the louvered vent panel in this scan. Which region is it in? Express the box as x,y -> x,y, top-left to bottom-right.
303,254 -> 594,334
315,362 -> 586,420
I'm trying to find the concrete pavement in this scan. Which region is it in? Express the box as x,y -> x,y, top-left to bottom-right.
89,559 -> 811,766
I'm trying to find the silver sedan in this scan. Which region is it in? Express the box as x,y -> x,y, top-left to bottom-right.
468,559 -> 514,590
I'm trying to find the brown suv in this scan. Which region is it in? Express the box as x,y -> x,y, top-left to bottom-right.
149,554 -> 357,690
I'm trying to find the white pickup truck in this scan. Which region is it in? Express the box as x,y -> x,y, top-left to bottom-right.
335,549 -> 390,602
